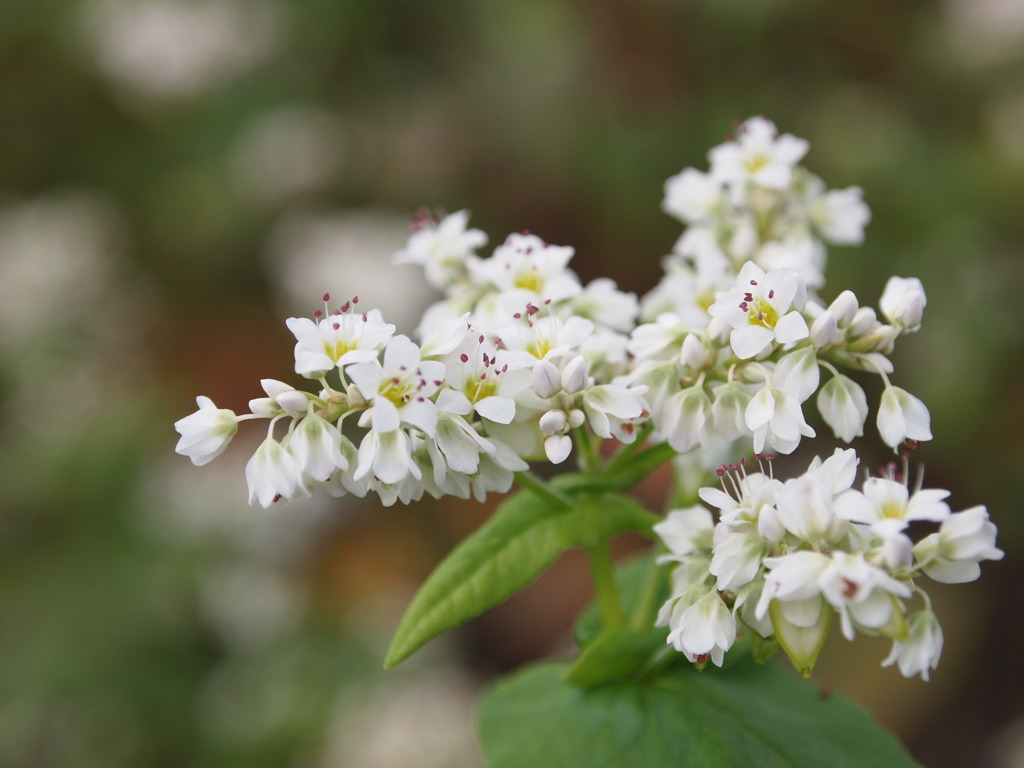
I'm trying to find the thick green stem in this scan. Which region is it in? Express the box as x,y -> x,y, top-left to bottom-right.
586,544 -> 625,629
574,427 -> 600,474
630,556 -> 664,633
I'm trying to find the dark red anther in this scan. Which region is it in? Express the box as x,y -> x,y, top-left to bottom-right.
513,313 -> 522,319
323,292 -> 331,302
362,314 -> 368,322
460,353 -> 469,363
693,653 -> 710,665
526,303 -> 539,316
479,334 -> 485,343
341,302 -> 350,313
716,466 -> 726,477
332,322 -> 340,330
768,289 -> 775,299
314,310 -> 322,318
841,577 -> 858,599
352,296 -> 359,304
501,364 -> 508,372
750,279 -> 758,286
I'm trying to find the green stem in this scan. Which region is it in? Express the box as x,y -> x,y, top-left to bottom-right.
586,544 -> 625,629
574,426 -> 600,474
513,471 -> 573,510
630,556 -> 664,633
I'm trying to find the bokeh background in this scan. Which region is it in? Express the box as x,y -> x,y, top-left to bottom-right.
1,1 -> 1023,766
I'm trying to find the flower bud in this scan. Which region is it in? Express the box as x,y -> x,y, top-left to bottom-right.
539,409 -> 567,436
828,290 -> 859,326
532,359 -> 561,398
879,276 -> 926,332
680,333 -> 708,370
809,310 -> 838,347
567,409 -> 586,429
883,533 -> 914,571
560,355 -> 589,394
877,386 -> 932,449
817,374 -> 868,442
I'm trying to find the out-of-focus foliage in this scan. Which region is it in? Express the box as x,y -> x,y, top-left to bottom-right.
1,1 -> 1022,766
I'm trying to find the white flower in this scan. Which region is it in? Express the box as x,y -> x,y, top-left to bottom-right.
708,117 -> 809,190
709,527 -> 766,592
654,506 -> 715,563
289,409 -> 348,482
709,262 -> 809,359
810,186 -> 871,245
468,231 -> 581,304
745,379 -> 815,455
347,335 -> 445,437
914,506 -> 1004,583
354,427 -> 420,486
666,590 -> 737,667
879,276 -> 926,332
393,209 -> 487,290
882,611 -> 943,681
245,436 -> 305,507
817,374 -> 868,442
581,383 -> 648,440
286,308 -> 394,378
570,277 -> 639,334
174,395 -> 238,466
662,167 -> 724,223
835,478 -> 951,538
877,386 -> 932,449
658,385 -> 711,453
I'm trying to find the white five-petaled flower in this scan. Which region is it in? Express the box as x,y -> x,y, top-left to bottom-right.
174,396 -> 239,466
709,262 -> 809,359
666,590 -> 737,668
835,477 -> 951,538
286,307 -> 395,378
708,116 -> 809,190
392,209 -> 487,290
913,506 -> 1004,584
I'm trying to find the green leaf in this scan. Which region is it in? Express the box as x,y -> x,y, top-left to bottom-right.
563,626 -> 667,688
383,489 -> 658,668
480,658 -> 921,768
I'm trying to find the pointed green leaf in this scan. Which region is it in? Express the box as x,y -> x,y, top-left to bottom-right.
384,490 -> 657,668
563,626 -> 668,688
480,657 -> 921,768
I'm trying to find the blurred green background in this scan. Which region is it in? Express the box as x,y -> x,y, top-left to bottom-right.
1,0 -> 1023,766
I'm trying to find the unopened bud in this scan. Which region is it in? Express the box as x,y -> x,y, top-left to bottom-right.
539,410 -> 567,436
828,290 -> 859,326
680,333 -> 708,370
809,310 -> 838,347
532,359 -> 561,398
561,355 -> 589,393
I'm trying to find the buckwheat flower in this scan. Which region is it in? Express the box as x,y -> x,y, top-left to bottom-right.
709,262 -> 809,360
666,590 -> 737,667
883,610 -> 943,681
699,470 -> 782,528
443,337 -> 526,425
662,167 -> 724,223
248,378 -> 309,418
393,209 -> 487,290
835,478 -> 951,538
914,506 -> 1004,583
468,231 -> 581,304
709,527 -> 767,592
710,381 -> 752,441
433,411 -> 496,475
877,386 -> 932,449
286,306 -> 395,378
654,505 -> 715,563
347,334 -> 445,437
246,435 -> 306,507
879,276 -> 926,332
809,186 -> 871,245
745,378 -> 815,455
581,383 -> 648,440
658,384 -> 711,453
174,395 -> 239,466
756,551 -> 832,620
817,551 -> 912,641
354,426 -> 420,486
817,374 -> 868,442
774,473 -> 839,544
289,408 -> 348,483
570,277 -> 639,334
708,116 -> 809,190
499,314 -> 595,365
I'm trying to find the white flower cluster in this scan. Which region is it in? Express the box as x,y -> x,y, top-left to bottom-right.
175,225 -> 649,506
627,117 -> 928,458
654,452 -> 1002,679
173,116 -> 1001,682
